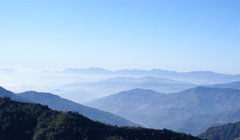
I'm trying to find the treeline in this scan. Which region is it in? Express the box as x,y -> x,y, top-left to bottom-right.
0,97 -> 202,140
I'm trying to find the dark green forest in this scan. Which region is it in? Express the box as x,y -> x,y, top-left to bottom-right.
0,97 -> 202,140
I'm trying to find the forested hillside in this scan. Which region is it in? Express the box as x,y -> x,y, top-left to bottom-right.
0,97 -> 202,140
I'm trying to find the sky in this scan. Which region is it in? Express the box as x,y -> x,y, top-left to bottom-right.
0,0 -> 240,74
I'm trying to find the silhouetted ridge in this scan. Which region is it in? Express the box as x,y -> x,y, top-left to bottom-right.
0,97 -> 202,140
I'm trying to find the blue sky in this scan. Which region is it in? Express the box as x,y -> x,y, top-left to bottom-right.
0,0 -> 239,74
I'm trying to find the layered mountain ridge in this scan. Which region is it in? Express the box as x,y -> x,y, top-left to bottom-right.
88,87 -> 240,135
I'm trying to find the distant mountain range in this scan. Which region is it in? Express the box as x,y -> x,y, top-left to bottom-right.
2,68 -> 240,104
0,86 -> 138,127
63,68 -> 240,84
0,97 -> 201,140
58,76 -> 195,103
199,121 -> 240,140
88,87 -> 240,135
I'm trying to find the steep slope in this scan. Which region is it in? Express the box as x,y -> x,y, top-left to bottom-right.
18,91 -> 139,127
0,86 -> 31,103
88,87 -> 240,134
0,97 -> 202,140
199,121 -> 240,140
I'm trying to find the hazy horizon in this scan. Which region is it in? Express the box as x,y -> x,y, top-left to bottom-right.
1,67 -> 240,75
1,0 -> 240,74
0,67 -> 240,75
